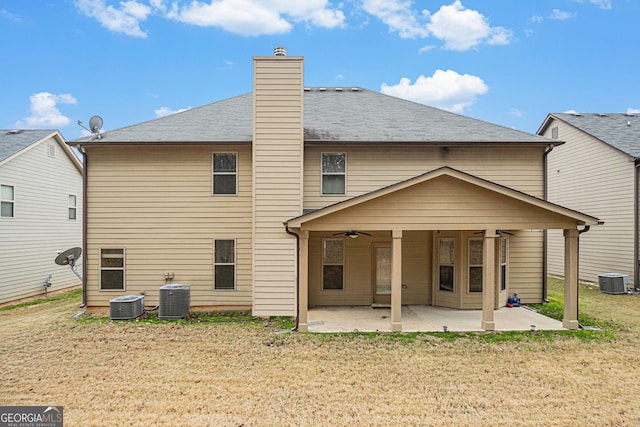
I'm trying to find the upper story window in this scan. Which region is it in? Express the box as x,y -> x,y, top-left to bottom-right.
212,153 -> 237,195
1,185 -> 14,218
68,195 -> 77,220
321,152 -> 346,195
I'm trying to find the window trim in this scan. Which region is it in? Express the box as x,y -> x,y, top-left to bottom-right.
321,152 -> 347,196
468,237 -> 483,293
322,238 -> 345,290
99,248 -> 125,291
68,194 -> 77,220
212,152 -> 238,196
0,184 -> 15,218
213,239 -> 236,291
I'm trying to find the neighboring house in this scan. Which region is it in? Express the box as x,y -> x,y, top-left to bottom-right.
538,113 -> 640,288
0,130 -> 83,304
69,50 -> 599,331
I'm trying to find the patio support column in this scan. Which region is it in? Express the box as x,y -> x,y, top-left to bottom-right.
391,229 -> 402,332
298,230 -> 309,332
481,229 -> 497,331
563,228 -> 580,330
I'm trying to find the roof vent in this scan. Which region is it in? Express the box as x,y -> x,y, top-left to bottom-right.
335,88 -> 343,92
351,87 -> 360,92
6,130 -> 22,135
319,87 -> 327,91
274,46 -> 286,56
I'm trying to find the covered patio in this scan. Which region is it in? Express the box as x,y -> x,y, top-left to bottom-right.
286,167 -> 601,333
307,305 -> 565,333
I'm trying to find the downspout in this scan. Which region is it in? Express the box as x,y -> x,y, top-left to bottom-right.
576,225 -> 591,326
284,222 -> 300,331
78,146 -> 88,308
542,144 -> 554,303
635,162 -> 639,290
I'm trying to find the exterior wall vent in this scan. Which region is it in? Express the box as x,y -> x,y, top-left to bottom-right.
158,284 -> 190,320
274,46 -> 287,56
110,295 -> 145,320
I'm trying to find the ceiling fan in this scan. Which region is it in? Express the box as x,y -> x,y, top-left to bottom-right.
333,230 -> 372,238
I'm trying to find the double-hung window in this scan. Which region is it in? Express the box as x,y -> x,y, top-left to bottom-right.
68,195 -> 77,220
322,239 -> 344,290
212,153 -> 237,195
214,239 -> 235,290
1,185 -> 14,218
100,248 -> 125,290
468,238 -> 483,293
321,153 -> 346,195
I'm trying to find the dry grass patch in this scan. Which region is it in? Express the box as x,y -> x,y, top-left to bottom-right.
1,285 -> 640,426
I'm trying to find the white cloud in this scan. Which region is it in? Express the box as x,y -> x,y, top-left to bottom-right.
549,9 -> 574,20
155,106 -> 191,117
627,108 -> 640,115
361,0 -> 428,39
531,15 -> 544,23
427,0 -> 512,50
575,0 -> 612,10
564,109 -> 579,114
165,0 -> 344,36
380,69 -> 488,113
75,0 -> 152,38
1,8 -> 21,22
509,108 -> 524,118
19,92 -> 77,128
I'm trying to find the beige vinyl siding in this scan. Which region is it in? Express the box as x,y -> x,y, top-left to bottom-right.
304,145 -> 546,210
0,136 -> 82,304
309,231 -> 431,306
544,119 -> 635,285
84,145 -> 252,308
252,56 -> 304,316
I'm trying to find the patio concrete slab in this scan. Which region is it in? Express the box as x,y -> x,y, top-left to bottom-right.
307,305 -> 565,333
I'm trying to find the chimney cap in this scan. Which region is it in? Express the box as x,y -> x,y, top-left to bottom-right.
274,46 -> 287,56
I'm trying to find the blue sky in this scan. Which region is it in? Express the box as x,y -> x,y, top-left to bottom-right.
1,0 -> 637,139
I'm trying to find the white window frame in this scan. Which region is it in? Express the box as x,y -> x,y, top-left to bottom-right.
99,248 -> 125,291
322,238 -> 345,290
214,239 -> 236,290
68,194 -> 77,220
468,237 -> 483,293
1,184 -> 14,218
321,152 -> 346,196
212,152 -> 238,196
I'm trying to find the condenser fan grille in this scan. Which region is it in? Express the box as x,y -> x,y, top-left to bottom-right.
158,284 -> 190,320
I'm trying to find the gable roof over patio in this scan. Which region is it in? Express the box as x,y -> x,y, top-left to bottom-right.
286,166 -> 601,231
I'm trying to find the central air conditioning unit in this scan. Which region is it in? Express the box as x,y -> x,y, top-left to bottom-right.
158,284 -> 190,320
110,295 -> 145,320
598,273 -> 629,294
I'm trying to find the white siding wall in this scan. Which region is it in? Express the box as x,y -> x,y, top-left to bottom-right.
0,136 -> 82,304
543,119 -> 635,285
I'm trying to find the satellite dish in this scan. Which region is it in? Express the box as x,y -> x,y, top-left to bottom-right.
55,247 -> 82,267
89,115 -> 103,133
55,247 -> 83,281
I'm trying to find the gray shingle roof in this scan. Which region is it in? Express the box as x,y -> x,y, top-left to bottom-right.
549,113 -> 640,158
70,88 -> 553,145
0,129 -> 57,162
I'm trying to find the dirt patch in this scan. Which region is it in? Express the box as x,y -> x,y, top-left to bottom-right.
1,290 -> 640,426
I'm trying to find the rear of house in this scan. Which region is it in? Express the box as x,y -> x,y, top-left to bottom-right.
70,50 -> 598,330
0,130 -> 83,304
539,113 -> 639,288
